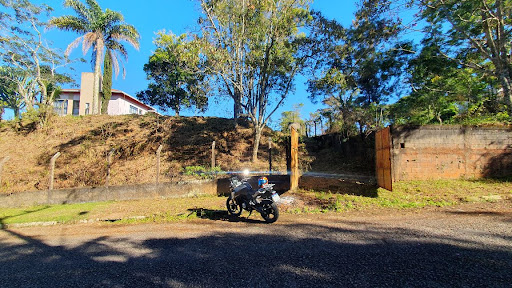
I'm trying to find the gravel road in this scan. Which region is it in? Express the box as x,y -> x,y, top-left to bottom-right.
1,202 -> 511,288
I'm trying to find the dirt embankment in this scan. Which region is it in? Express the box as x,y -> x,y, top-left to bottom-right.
0,115 -> 288,193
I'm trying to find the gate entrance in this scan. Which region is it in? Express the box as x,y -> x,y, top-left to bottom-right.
375,127 -> 392,191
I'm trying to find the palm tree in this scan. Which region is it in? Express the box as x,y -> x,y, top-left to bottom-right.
49,0 -> 140,115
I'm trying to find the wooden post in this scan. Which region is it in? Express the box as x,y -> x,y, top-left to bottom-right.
0,156 -> 10,188
49,152 -> 61,190
268,137 -> 272,173
156,145 -> 163,184
289,123 -> 300,190
211,141 -> 216,169
106,149 -> 114,187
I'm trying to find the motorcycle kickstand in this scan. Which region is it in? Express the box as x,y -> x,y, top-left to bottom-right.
247,210 -> 253,218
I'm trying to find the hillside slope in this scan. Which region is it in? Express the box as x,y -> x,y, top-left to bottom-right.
0,115 -> 287,193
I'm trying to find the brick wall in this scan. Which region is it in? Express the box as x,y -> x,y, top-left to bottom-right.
391,125 -> 512,181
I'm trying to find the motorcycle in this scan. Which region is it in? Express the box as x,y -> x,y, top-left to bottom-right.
226,175 -> 280,223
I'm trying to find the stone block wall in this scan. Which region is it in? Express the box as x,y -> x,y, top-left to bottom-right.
391,125 -> 512,181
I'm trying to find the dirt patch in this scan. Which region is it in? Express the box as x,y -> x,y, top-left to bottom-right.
0,115 -> 288,193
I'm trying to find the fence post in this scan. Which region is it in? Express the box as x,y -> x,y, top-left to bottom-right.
268,137 -> 272,173
156,145 -> 163,184
49,152 -> 61,190
211,141 -> 216,169
0,156 -> 10,188
106,149 -> 114,187
289,123 -> 300,190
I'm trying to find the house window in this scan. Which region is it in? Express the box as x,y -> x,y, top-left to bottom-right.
53,100 -> 68,116
85,103 -> 90,115
129,105 -> 139,114
72,100 -> 80,115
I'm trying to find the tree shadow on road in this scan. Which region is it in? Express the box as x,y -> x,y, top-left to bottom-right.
1,214 -> 512,287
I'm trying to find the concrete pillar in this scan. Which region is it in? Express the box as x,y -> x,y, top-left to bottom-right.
211,141 -> 216,169
49,152 -> 61,190
156,145 -> 163,183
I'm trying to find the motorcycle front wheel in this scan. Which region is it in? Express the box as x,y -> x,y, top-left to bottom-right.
226,196 -> 242,216
261,202 -> 279,223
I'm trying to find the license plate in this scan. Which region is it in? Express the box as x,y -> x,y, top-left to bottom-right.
271,192 -> 280,202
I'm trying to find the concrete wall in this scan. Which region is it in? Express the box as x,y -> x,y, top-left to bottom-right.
0,175 -> 292,208
0,180 -> 219,208
79,72 -> 95,115
391,125 -> 512,181
108,94 -> 151,116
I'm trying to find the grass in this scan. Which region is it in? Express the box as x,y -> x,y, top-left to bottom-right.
285,178 -> 512,214
0,202 -> 112,226
0,196 -> 226,227
0,179 -> 511,226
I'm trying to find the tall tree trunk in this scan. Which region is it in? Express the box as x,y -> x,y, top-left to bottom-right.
101,52 -> 113,114
252,125 -> 262,162
498,71 -> 512,113
233,90 -> 242,125
234,99 -> 240,120
14,107 -> 20,120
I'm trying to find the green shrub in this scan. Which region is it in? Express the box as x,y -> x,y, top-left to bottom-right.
183,165 -> 223,179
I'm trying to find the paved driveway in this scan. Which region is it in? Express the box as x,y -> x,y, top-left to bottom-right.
1,203 -> 511,287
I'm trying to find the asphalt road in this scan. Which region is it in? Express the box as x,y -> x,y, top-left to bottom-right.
1,203 -> 511,288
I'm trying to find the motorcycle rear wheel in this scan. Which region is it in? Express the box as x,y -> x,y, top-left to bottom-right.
226,196 -> 242,216
261,202 -> 279,223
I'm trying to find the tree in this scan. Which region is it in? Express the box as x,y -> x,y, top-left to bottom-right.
279,103 -> 305,135
137,32 -> 208,116
307,112 -> 322,136
390,24 -> 492,125
307,1 -> 412,136
49,0 -> 140,115
417,0 -> 512,113
101,52 -> 112,114
197,0 -> 313,161
0,0 -> 75,123
0,67 -> 26,119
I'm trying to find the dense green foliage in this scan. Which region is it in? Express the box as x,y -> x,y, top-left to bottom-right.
137,33 -> 208,116
307,1 -> 413,137
388,0 -> 511,126
2,0 -> 512,134
0,67 -> 25,119
139,0 -> 314,161
101,52 -> 112,114
304,0 -> 512,135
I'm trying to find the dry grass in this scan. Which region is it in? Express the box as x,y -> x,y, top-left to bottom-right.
0,114 -> 287,193
1,179 -> 510,226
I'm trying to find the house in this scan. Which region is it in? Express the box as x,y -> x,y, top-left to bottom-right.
54,72 -> 157,116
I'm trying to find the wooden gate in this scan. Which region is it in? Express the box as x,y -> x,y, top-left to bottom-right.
375,127 -> 392,191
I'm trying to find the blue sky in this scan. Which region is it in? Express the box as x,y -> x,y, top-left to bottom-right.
5,0 -> 359,127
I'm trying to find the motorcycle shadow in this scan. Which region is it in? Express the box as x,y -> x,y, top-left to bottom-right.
187,208 -> 267,224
